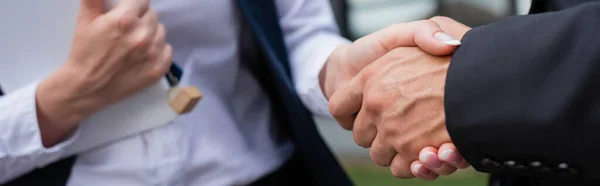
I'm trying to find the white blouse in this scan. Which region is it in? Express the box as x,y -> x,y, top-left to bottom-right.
0,0 -> 348,185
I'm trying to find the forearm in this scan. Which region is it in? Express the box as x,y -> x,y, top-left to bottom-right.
445,2 -> 600,178
276,0 -> 352,116
35,67 -> 89,147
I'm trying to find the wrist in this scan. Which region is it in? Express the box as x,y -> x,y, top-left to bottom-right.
39,66 -> 98,123
36,67 -> 93,147
37,79 -> 86,127
320,43 -> 351,100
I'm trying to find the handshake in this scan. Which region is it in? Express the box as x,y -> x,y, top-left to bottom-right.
322,17 -> 471,180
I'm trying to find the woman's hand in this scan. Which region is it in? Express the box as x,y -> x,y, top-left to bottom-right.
411,143 -> 470,180
36,0 -> 172,147
409,17 -> 473,180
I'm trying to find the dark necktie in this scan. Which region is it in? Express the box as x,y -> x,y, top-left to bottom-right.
236,0 -> 352,185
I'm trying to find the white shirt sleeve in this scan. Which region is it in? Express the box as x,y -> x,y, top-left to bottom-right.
276,0 -> 351,117
0,83 -> 80,183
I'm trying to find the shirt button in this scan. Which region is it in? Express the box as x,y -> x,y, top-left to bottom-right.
530,161 -> 541,167
504,160 -> 516,167
557,163 -> 579,176
481,158 -> 502,173
558,163 -> 569,169
504,160 -> 526,173
529,161 -> 552,174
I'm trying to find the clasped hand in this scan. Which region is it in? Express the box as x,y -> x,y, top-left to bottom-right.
325,17 -> 471,180
36,0 -> 172,147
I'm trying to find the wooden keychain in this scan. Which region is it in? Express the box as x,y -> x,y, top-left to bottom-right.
165,63 -> 202,114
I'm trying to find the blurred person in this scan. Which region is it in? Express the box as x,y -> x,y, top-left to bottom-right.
329,0 -> 600,185
0,0 -> 465,185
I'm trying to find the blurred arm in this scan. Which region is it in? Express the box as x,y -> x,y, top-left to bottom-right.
0,83 -> 80,183
445,2 -> 600,178
275,0 -> 350,117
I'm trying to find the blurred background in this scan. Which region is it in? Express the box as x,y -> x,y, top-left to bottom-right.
318,0 -> 531,185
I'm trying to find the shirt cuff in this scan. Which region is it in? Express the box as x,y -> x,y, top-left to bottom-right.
0,83 -> 81,168
293,33 -> 350,118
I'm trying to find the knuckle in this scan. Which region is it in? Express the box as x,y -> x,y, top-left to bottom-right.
146,48 -> 158,60
90,17 -> 119,40
115,14 -> 136,32
353,134 -> 370,148
369,149 -> 391,166
338,122 -> 353,131
141,0 -> 151,7
333,116 -> 354,131
416,19 -> 440,31
390,166 -> 412,178
163,45 -> 173,61
147,64 -> 170,81
327,100 -> 340,116
390,169 -> 402,178
132,32 -> 152,50
393,145 -> 414,161
420,19 -> 437,26
363,94 -> 384,112
160,62 -> 171,75
148,9 -> 158,22
328,96 -> 350,121
157,24 -> 167,39
147,65 -> 168,81
336,120 -> 353,131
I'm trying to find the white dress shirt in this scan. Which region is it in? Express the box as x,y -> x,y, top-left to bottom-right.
0,0 -> 349,185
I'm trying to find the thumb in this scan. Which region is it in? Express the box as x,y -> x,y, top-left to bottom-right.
78,0 -> 105,23
429,16 -> 472,40
408,20 -> 462,56
348,20 -> 459,73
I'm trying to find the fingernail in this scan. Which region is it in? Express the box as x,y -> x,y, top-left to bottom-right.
440,149 -> 464,165
413,163 -> 432,177
434,32 -> 461,46
420,152 -> 442,168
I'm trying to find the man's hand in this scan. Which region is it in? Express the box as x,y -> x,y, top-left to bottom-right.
321,19 -> 461,104
331,46 -> 454,178
36,0 -> 171,147
328,17 -> 471,180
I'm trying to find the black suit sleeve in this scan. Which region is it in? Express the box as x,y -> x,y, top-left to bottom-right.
445,1 -> 600,179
